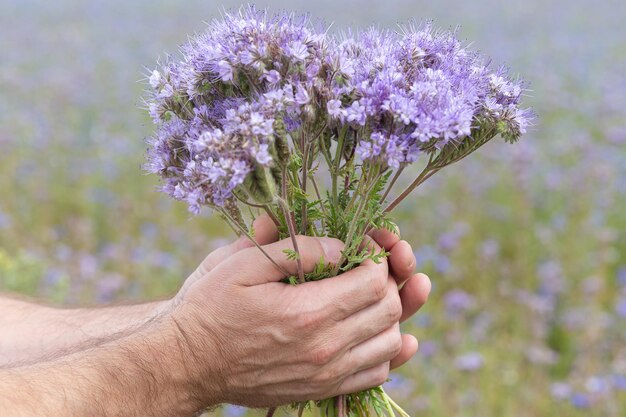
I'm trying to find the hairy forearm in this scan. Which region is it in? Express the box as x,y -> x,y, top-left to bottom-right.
0,295 -> 168,366
0,316 -> 212,417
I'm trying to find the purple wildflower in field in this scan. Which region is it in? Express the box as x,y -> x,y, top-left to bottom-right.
414,246 -> 451,274
570,392 -> 592,409
550,382 -> 572,400
584,376 -> 611,394
223,404 -> 247,417
617,266 -> 626,288
443,289 -> 475,315
611,375 -> 626,391
525,345 -> 558,366
614,297 -> 626,318
537,260 -> 566,295
95,274 -> 125,303
480,239 -> 500,259
437,222 -> 469,251
454,352 -> 484,371
384,373 -> 415,398
417,340 -> 439,358
0,209 -> 11,229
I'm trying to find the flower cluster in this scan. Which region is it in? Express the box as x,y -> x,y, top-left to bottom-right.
145,7 -> 530,213
336,26 -> 532,168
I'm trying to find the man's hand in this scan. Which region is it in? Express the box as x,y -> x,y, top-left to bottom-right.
163,216 -> 431,408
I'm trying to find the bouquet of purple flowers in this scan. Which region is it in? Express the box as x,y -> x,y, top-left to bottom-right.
144,6 -> 531,417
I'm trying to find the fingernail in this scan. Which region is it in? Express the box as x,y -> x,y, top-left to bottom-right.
319,237 -> 344,264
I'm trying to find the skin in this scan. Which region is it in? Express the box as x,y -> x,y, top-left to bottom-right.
0,217 -> 431,416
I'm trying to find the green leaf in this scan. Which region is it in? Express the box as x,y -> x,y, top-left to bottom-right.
283,248 -> 300,261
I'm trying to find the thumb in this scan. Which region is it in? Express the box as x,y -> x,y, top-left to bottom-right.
193,215 -> 279,278
221,235 -> 344,286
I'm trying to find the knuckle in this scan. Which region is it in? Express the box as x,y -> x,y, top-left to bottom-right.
389,332 -> 403,357
294,310 -> 324,331
373,363 -> 390,386
314,366 -> 340,386
315,376 -> 343,398
294,235 -> 323,266
309,343 -> 337,366
385,297 -> 403,323
370,271 -> 388,301
293,235 -> 309,248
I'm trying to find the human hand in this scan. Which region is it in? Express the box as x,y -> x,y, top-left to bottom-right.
164,217 -> 430,409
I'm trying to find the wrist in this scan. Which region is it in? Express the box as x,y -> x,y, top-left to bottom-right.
165,303 -> 226,407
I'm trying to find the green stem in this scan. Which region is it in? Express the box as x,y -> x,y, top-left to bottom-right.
301,138 -> 310,235
332,126 -> 348,206
298,402 -> 306,417
278,170 -> 305,283
386,394 -> 410,417
337,394 -> 345,417
380,166 -> 404,204
383,165 -> 437,214
343,167 -> 367,215
380,389 -> 396,417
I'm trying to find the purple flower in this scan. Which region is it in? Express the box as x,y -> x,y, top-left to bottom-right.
615,297 -> 626,318
217,60 -> 233,82
327,99 -> 344,119
611,374 -> 626,391
149,70 -> 162,88
584,376 -> 611,394
537,260 -> 566,295
443,289 -> 476,315
570,392 -> 591,409
223,405 -> 247,417
550,382 -> 571,400
295,84 -> 310,105
417,340 -> 438,358
617,266 -> 626,288
454,352 -> 484,371
264,70 -> 281,84
525,345 -> 558,365
254,143 -> 273,165
0,210 -> 11,229
287,41 -> 309,61
95,274 -> 125,303
346,101 -> 367,126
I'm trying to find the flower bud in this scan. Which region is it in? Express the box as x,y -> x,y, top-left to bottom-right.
243,165 -> 277,205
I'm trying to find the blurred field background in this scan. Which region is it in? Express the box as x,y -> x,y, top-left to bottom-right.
1,0 -> 625,416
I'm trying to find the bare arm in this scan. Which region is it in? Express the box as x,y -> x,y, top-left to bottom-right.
0,295 -> 166,366
0,314 -> 205,417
